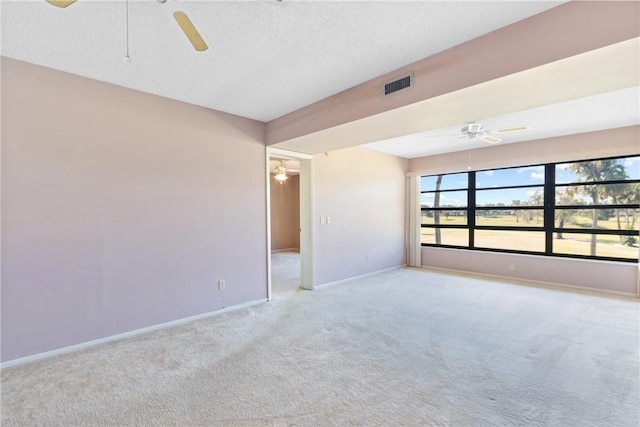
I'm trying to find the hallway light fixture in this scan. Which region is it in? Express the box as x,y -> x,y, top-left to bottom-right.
274,164 -> 287,183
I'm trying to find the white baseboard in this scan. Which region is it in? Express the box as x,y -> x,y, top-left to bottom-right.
421,265 -> 639,298
0,298 -> 268,370
315,264 -> 407,289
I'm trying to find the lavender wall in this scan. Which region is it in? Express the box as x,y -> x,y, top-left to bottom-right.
314,147 -> 407,285
409,127 -> 640,295
1,58 -> 268,362
270,174 -> 300,251
423,248 -> 638,295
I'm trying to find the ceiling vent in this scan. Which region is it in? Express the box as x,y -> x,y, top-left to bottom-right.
383,73 -> 413,97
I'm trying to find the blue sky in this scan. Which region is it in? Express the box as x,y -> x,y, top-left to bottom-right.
421,157 -> 639,207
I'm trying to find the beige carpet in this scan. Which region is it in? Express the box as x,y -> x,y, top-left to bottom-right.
271,250 -> 301,294
1,267 -> 639,426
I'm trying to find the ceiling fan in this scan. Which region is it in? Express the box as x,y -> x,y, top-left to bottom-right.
45,0 -> 209,52
458,122 -> 529,144
424,122 -> 529,144
270,159 -> 299,174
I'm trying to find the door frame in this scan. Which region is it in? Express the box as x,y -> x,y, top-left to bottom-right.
266,147 -> 315,300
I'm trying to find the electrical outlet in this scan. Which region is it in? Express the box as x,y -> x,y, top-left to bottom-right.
509,263 -> 515,271
320,216 -> 325,225
218,280 -> 226,290
327,216 -> 331,224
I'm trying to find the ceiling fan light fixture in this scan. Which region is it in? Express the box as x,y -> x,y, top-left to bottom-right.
274,165 -> 288,183
173,11 -> 209,52
467,123 -> 483,133
46,0 -> 77,8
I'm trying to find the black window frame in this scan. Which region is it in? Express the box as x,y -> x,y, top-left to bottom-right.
420,155 -> 640,263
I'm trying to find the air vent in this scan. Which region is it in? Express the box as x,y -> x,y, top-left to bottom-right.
383,73 -> 413,96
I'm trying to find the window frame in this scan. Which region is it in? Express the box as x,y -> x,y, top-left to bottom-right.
420,155 -> 640,263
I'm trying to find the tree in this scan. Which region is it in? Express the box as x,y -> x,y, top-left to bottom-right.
555,189 -> 579,239
528,190 -> 544,224
601,162 -> 628,242
433,175 -> 443,244
618,182 -> 639,228
512,200 -> 521,223
568,159 -> 627,255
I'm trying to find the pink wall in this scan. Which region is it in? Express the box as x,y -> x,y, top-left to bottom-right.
409,127 -> 640,295
314,147 -> 407,285
423,248 -> 638,295
1,58 -> 268,362
267,1 -> 640,146
270,174 -> 300,251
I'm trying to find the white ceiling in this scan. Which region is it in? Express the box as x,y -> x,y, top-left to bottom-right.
363,86 -> 640,158
0,0 -> 565,122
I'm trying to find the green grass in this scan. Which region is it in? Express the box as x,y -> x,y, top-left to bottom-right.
421,213 -> 639,259
567,214 -> 639,231
423,213 -> 639,231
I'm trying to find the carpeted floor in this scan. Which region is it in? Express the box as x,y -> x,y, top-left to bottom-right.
271,250 -> 301,294
1,267 -> 639,426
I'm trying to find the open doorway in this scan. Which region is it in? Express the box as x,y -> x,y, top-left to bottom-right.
266,148 -> 314,299
269,156 -> 301,293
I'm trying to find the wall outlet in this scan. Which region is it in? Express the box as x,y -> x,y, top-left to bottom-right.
327,216 -> 331,224
508,263 -> 515,271
218,280 -> 226,290
366,255 -> 369,263
320,216 -> 325,224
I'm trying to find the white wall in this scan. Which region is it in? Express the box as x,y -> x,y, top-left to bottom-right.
314,147 -> 407,285
408,126 -> 640,295
1,58 -> 268,362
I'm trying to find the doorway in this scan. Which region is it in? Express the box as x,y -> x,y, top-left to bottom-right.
266,148 -> 314,300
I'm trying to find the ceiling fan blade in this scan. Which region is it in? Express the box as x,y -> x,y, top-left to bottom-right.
46,0 -> 77,8
495,126 -> 529,133
173,11 -> 209,52
481,135 -> 501,144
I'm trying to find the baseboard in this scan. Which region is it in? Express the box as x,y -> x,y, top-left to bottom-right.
315,264 -> 407,289
421,265 -> 639,298
0,298 -> 268,370
271,248 -> 300,253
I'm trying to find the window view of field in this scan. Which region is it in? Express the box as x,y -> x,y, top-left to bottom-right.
421,214 -> 640,259
421,156 -> 640,261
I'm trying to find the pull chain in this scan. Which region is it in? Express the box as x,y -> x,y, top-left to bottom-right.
123,0 -> 132,64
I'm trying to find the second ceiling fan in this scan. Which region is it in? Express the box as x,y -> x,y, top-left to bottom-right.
458,122 -> 529,144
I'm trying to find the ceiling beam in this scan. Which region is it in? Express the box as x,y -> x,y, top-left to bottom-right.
266,1 -> 640,154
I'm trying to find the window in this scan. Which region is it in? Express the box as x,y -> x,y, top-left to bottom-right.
421,155 -> 640,262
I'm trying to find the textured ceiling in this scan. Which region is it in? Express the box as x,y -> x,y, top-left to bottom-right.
0,0 -> 564,122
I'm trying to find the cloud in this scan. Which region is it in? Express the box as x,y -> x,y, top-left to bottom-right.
530,172 -> 544,180
518,165 -> 544,174
483,170 -> 494,176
